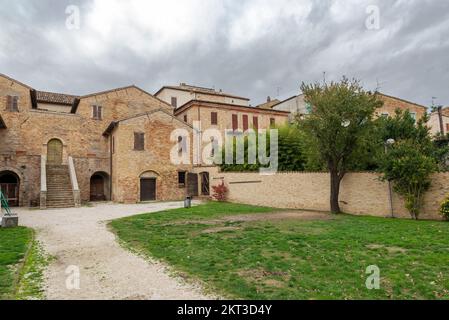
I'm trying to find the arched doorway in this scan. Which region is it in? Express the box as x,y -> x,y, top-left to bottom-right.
140,171 -> 158,202
90,172 -> 110,201
0,171 -> 20,207
47,139 -> 63,165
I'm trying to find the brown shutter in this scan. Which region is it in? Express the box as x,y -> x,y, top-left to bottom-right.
134,132 -> 144,150
232,114 -> 238,131
253,116 -> 258,130
171,97 -> 177,108
6,95 -> 12,111
211,112 -> 218,125
243,115 -> 249,131
12,96 -> 19,111
98,106 -> 102,120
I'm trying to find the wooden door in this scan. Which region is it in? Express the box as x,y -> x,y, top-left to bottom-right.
47,139 -> 63,165
0,183 -> 19,207
187,173 -> 198,197
140,178 -> 156,201
90,176 -> 105,201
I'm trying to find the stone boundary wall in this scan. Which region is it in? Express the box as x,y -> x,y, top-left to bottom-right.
206,169 -> 449,220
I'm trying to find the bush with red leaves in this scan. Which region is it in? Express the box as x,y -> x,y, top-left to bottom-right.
212,181 -> 228,202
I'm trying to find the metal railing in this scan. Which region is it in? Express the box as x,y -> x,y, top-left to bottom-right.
0,191 -> 12,216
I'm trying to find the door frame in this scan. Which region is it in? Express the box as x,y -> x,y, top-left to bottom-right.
140,177 -> 157,202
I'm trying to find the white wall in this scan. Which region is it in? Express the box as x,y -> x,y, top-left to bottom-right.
156,88 -> 249,108
273,94 -> 308,121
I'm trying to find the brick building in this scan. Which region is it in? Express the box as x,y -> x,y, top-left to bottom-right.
0,74 -> 289,208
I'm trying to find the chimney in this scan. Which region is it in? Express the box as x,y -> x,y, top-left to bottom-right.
267,96 -> 271,102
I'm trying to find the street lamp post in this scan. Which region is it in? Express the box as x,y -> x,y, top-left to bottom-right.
385,139 -> 395,218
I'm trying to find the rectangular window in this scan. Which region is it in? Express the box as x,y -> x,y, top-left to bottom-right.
410,112 -> 417,123
446,123 -> 449,133
171,97 -> 178,108
6,95 -> 19,112
232,114 -> 238,131
253,116 -> 258,130
178,171 -> 186,187
134,132 -> 145,151
211,112 -> 218,125
381,112 -> 389,118
93,105 -> 102,120
270,118 -> 275,126
184,114 -> 188,123
242,115 -> 249,131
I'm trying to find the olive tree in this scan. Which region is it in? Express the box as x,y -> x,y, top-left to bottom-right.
299,78 -> 382,213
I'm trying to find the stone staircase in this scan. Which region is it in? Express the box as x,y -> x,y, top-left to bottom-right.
46,165 -> 75,208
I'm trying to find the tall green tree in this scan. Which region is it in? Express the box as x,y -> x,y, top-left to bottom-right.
299,77 -> 382,213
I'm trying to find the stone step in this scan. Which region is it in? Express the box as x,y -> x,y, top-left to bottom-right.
47,200 -> 74,205
46,204 -> 75,209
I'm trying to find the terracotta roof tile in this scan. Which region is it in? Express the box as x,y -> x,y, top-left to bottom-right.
36,91 -> 79,105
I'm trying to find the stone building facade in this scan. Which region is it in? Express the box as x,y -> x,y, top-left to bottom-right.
0,73 -> 289,208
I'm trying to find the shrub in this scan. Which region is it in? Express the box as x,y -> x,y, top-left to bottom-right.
212,181 -> 228,202
440,196 -> 449,221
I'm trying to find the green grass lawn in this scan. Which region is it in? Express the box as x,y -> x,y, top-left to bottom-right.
0,227 -> 33,299
110,202 -> 449,300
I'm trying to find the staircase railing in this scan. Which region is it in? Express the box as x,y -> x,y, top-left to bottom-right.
68,156 -> 81,207
0,191 -> 12,216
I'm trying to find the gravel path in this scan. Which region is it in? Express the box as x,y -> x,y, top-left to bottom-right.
17,202 -> 211,300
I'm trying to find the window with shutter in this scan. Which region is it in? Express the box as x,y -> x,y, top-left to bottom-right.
242,115 -> 249,131
253,116 -> 258,130
184,115 -> 188,123
92,105 -> 103,120
270,118 -> 275,126
232,114 -> 238,131
171,97 -> 178,108
6,96 -> 19,112
211,112 -> 218,125
134,132 -> 145,151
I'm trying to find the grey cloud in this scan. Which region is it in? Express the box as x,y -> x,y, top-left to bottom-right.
0,0 -> 448,107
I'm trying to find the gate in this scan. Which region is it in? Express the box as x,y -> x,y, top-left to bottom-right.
187,173 -> 198,197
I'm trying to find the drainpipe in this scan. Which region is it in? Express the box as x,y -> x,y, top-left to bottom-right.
437,106 -> 444,135
109,135 -> 113,201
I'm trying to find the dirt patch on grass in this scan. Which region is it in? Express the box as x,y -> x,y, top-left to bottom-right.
221,211 -> 333,223
366,244 -> 407,254
168,211 -> 333,228
238,269 -> 291,289
201,226 -> 242,234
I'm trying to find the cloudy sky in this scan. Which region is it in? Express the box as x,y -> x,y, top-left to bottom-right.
0,0 -> 448,107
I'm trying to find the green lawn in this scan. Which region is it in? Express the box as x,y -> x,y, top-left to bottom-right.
110,202 -> 449,300
0,227 -> 33,299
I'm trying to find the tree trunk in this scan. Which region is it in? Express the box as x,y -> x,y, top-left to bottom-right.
330,169 -> 341,214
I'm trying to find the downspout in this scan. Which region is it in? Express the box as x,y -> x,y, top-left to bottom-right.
109,135 -> 113,201
437,106 -> 444,135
